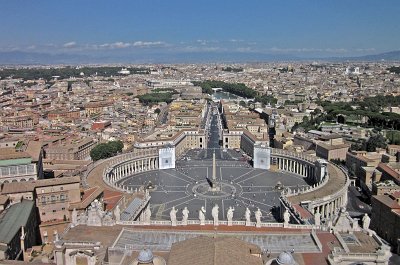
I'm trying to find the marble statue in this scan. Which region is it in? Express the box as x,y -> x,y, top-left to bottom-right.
283,209 -> 290,226
199,206 -> 206,225
212,204 -> 219,226
255,208 -> 262,228
314,211 -> 321,226
170,206 -> 178,226
54,230 -> 59,242
227,207 -> 234,226
245,207 -> 251,226
71,208 -> 78,226
87,205 -> 103,227
114,205 -> 120,222
144,205 -> 151,225
362,214 -> 371,230
182,207 -> 189,225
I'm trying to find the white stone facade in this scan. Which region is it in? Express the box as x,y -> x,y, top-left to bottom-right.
158,146 -> 176,170
253,144 -> 271,169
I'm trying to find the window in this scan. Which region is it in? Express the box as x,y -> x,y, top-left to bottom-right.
60,187 -> 63,191
61,207 -> 65,210
42,212 -> 46,215
60,194 -> 65,201
53,210 -> 56,213
51,195 -> 56,202
41,197 -> 46,203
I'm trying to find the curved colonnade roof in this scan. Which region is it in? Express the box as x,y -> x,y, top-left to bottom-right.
286,163 -> 348,205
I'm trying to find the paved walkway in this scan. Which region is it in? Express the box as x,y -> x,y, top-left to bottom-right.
112,228 -> 320,253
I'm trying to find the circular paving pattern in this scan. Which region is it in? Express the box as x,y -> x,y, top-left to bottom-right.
117,149 -> 311,222
188,179 -> 242,200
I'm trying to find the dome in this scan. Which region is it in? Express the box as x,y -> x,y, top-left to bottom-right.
276,251 -> 295,265
137,249 -> 154,263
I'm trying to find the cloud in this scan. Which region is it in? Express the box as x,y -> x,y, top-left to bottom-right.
63,41 -> 77,48
110,42 -> 131,49
133,41 -> 167,48
229,39 -> 244,43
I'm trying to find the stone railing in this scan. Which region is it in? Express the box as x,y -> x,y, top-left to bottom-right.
283,173 -> 330,197
271,148 -> 317,163
334,231 -> 350,253
311,229 -> 323,251
115,219 -> 318,230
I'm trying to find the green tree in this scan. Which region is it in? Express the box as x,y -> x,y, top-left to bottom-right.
90,140 -> 124,161
365,134 -> 387,152
155,108 -> 161,114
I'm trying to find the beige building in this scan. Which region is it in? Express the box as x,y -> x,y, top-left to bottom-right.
35,176 -> 81,222
46,137 -> 96,160
0,115 -> 38,129
387,145 -> 400,156
372,180 -> 400,196
0,150 -> 39,184
371,191 -> 400,254
346,150 -> 384,184
315,136 -> 350,161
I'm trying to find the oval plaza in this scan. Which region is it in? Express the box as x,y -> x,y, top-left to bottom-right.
101,143 -> 349,224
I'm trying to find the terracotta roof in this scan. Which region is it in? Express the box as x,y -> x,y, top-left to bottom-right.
24,141 -> 42,162
1,176 -> 80,194
0,149 -> 31,160
103,189 -> 124,211
377,162 -> 400,182
316,142 -> 350,151
373,194 -> 400,209
168,236 -> 262,265
0,195 -> 9,205
69,186 -> 103,210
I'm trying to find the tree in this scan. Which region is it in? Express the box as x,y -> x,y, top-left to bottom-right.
154,108 -> 161,114
239,100 -> 247,107
365,134 -> 387,152
90,140 -> 124,161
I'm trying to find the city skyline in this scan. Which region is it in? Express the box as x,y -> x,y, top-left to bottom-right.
0,0 -> 399,62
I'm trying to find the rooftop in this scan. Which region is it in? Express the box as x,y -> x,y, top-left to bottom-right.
0,200 -> 34,244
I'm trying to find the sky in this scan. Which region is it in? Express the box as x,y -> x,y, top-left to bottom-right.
0,0 -> 399,60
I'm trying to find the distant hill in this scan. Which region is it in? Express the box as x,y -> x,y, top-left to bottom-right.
0,50 -> 399,65
0,51 -> 94,65
327,50 -> 400,62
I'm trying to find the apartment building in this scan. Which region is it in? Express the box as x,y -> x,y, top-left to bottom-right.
45,137 -> 96,160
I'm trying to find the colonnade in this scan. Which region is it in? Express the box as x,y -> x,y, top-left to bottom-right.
275,157 -> 315,181
104,155 -> 159,186
273,151 -> 349,223
312,195 -> 347,220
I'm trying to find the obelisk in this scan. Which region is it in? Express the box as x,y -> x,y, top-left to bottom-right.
212,151 -> 217,182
